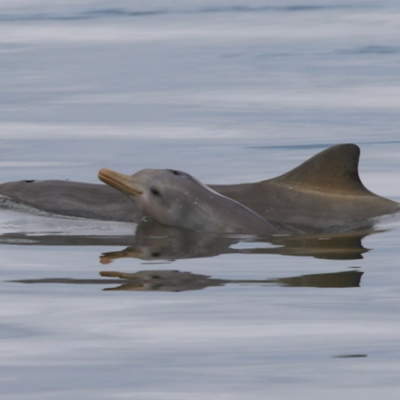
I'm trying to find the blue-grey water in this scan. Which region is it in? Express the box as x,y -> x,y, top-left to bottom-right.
1,1 -> 400,399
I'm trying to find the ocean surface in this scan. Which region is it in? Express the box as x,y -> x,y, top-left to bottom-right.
1,1 -> 400,399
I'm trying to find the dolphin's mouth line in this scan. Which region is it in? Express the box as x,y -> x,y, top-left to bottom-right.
98,168 -> 143,196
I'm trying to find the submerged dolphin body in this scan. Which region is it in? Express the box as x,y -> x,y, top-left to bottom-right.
0,144 -> 398,231
0,179 -> 139,221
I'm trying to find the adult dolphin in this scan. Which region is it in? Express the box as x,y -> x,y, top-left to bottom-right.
212,143 -> 399,230
0,144 -> 398,231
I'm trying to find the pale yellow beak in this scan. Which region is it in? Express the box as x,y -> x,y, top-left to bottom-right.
98,168 -> 143,196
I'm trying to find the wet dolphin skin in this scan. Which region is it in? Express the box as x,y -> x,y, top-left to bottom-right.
98,168 -> 277,235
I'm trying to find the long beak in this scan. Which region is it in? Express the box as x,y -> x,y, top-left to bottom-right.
98,168 -> 143,196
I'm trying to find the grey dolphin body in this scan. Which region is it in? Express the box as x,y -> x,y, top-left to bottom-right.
0,144 -> 398,231
212,143 -> 399,230
98,168 -> 277,235
0,180 -> 139,221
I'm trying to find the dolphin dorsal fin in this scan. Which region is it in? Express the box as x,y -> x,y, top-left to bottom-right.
271,144 -> 372,195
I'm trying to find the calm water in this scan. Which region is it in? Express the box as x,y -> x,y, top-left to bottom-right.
1,1 -> 400,399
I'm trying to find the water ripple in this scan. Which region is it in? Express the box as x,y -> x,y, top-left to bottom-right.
0,4 -> 354,22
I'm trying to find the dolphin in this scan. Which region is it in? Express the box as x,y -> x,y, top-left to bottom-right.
0,179 -> 139,221
212,143 -> 399,230
0,144 -> 398,231
98,167 -> 277,235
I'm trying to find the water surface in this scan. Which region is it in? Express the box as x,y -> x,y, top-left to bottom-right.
1,1 -> 400,399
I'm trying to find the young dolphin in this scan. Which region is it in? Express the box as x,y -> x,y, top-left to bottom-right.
98,168 -> 277,235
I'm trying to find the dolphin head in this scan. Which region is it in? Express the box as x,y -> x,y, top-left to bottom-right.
98,168 -> 204,228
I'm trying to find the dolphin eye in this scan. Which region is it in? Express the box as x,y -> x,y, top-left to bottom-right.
172,170 -> 181,176
150,187 -> 161,197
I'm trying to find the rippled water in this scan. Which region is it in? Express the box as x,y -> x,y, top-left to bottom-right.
1,1 -> 400,399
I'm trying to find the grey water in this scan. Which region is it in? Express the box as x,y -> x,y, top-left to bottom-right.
1,1 -> 400,399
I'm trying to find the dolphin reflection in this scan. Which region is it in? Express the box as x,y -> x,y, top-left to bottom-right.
0,218 -> 374,260
11,269 -> 363,292
100,219 -> 373,262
